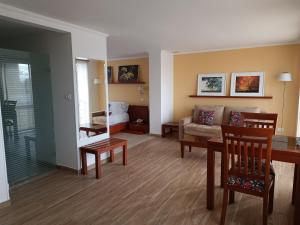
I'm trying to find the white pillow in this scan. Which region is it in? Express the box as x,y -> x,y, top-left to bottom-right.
109,102 -> 129,114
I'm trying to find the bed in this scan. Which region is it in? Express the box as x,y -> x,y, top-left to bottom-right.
92,101 -> 130,134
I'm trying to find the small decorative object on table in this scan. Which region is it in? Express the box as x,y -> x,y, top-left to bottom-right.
197,73 -> 226,96
118,65 -> 139,83
230,72 -> 264,96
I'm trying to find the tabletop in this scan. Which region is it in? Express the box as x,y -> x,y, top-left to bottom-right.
208,135 -> 300,164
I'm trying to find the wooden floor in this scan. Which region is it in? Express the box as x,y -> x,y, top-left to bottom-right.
0,137 -> 295,225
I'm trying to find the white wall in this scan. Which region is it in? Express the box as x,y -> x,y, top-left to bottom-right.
149,49 -> 162,134
0,108 -> 9,203
149,49 -> 174,134
0,2 -> 108,204
161,50 -> 174,124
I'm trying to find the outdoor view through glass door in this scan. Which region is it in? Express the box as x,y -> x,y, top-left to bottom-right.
0,48 -> 56,186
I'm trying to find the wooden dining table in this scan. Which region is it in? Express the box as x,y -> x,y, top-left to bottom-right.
207,135 -> 300,225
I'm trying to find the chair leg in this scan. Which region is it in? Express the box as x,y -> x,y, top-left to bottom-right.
269,180 -> 275,214
229,191 -> 235,204
263,194 -> 269,225
220,187 -> 229,225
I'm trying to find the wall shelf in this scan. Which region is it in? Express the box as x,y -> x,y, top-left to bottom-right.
188,95 -> 273,99
108,82 -> 145,85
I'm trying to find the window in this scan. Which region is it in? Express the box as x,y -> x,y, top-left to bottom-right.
76,60 -> 90,125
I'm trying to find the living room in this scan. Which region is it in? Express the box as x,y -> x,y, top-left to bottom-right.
0,1 -> 299,225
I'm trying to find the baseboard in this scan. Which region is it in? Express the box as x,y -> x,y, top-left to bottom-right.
123,129 -> 147,135
56,165 -> 79,174
86,157 -> 110,170
0,200 -> 10,209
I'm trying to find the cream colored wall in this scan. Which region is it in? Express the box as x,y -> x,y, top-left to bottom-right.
174,44 -> 300,136
97,61 -> 107,110
87,60 -> 106,115
108,57 -> 149,106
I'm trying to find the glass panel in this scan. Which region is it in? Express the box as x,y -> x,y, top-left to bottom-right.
0,48 -> 56,186
76,58 -> 108,139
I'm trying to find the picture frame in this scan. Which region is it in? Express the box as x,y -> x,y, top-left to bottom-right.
230,72 -> 264,96
197,73 -> 226,96
118,65 -> 139,83
107,66 -> 113,83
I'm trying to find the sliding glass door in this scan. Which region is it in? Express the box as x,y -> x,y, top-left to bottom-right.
0,49 -> 56,186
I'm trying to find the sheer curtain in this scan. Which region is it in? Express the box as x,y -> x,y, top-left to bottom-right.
76,60 -> 90,125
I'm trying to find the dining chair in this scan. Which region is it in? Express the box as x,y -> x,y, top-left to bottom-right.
220,125 -> 275,225
241,112 -> 278,134
228,112 -> 278,204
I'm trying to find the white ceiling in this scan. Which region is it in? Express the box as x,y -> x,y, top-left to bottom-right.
0,0 -> 299,59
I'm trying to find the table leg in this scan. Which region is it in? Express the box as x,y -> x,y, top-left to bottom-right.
181,143 -> 185,158
81,150 -> 87,175
110,149 -> 115,162
207,146 -> 215,210
221,153 -> 224,188
95,153 -> 101,179
162,125 -> 165,137
123,144 -> 128,165
293,164 -> 298,204
189,145 -> 192,152
294,163 -> 300,225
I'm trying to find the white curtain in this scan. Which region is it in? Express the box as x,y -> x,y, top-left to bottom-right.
76,61 -> 90,125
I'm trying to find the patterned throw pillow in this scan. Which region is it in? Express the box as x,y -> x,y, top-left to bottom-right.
229,111 -> 244,127
198,110 -> 215,126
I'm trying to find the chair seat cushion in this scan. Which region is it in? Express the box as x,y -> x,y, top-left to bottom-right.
228,162 -> 275,192
184,123 -> 221,137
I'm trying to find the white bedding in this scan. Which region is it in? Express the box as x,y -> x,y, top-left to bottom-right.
93,113 -> 129,126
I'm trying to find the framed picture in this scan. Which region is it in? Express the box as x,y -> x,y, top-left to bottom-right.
107,66 -> 113,83
230,72 -> 264,96
118,65 -> 139,83
197,73 -> 226,96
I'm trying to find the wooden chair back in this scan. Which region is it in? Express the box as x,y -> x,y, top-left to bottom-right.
241,112 -> 278,134
221,125 -> 274,192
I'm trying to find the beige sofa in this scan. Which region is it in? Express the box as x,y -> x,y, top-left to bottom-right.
179,105 -> 261,139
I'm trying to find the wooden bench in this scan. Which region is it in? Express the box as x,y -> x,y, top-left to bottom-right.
80,138 -> 128,179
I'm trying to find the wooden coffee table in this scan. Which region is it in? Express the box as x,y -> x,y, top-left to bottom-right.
179,134 -> 211,158
79,123 -> 107,136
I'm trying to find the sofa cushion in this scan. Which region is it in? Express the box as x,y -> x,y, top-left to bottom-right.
193,105 -> 224,125
229,111 -> 244,127
184,123 -> 222,138
223,107 -> 260,124
197,110 -> 215,126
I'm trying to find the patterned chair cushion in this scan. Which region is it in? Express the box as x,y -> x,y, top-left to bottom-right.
228,161 -> 275,192
229,111 -> 244,126
197,110 -> 215,126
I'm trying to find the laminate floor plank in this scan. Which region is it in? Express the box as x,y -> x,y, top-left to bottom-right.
0,137 -> 295,225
